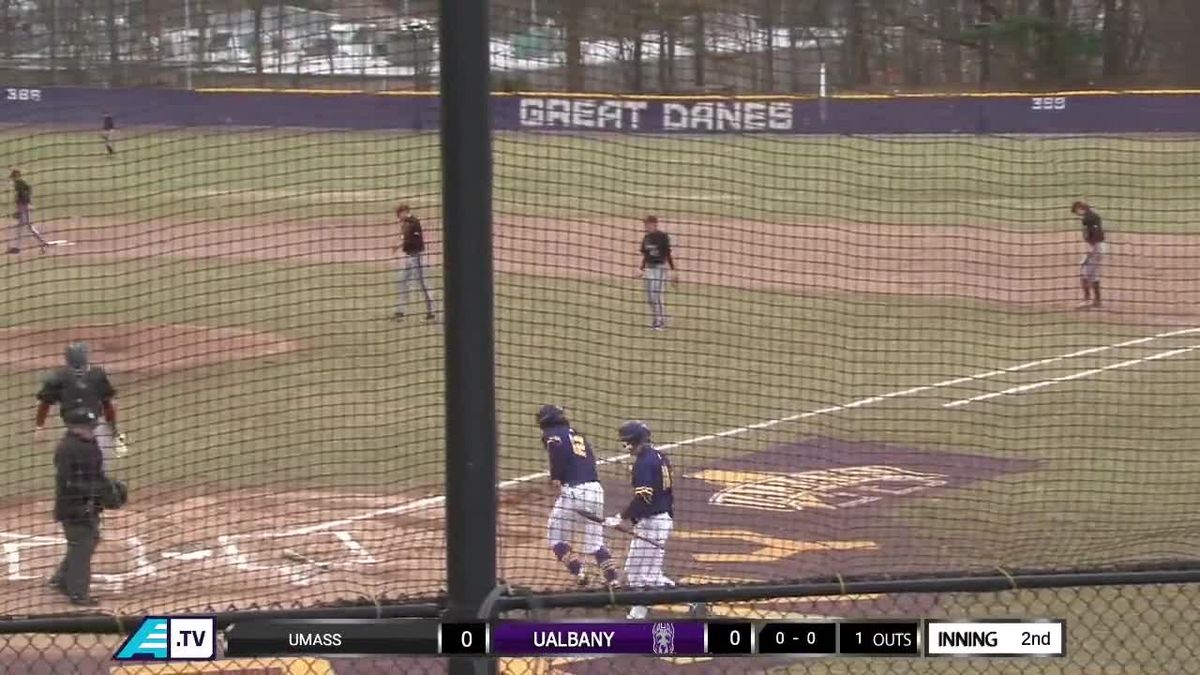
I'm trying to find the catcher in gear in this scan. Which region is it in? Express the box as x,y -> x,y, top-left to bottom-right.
35,343 -> 128,464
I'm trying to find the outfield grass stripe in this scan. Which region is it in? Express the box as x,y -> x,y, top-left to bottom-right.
944,343 -> 1200,407
274,324 -> 1200,538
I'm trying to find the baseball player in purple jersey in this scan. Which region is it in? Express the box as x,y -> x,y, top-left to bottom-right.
7,169 -> 49,255
639,216 -> 676,330
392,203 -> 435,321
537,404 -> 620,588
604,420 -> 674,619
1072,201 -> 1106,309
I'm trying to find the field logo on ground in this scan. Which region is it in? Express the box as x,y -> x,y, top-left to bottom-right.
691,465 -> 947,512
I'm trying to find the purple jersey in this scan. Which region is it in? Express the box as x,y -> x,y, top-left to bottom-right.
542,424 -> 600,486
622,446 -> 674,523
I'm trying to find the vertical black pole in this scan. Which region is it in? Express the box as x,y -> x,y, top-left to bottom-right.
440,0 -> 496,673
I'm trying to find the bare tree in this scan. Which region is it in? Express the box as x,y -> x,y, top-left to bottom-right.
252,0 -> 265,84
692,0 -> 705,86
937,0 -> 962,84
843,0 -> 870,85
561,0 -> 583,90
761,0 -> 775,91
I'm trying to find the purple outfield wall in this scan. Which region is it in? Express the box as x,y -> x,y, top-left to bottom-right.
2,85 -> 1199,134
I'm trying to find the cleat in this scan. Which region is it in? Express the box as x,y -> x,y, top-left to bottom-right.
1075,300 -> 1094,310
68,595 -> 99,607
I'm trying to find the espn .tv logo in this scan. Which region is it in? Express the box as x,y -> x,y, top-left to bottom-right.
114,616 -> 217,661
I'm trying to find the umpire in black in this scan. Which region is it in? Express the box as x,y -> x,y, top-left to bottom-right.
51,408 -> 119,606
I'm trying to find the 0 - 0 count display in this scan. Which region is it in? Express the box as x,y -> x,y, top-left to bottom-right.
757,623 -> 837,655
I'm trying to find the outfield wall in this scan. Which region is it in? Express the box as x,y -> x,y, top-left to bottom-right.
2,85 -> 1199,134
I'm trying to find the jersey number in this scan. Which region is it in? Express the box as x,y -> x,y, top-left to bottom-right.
570,434 -> 588,457
661,464 -> 672,490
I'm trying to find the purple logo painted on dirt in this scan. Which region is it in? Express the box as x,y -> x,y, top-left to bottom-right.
653,436 -> 1038,585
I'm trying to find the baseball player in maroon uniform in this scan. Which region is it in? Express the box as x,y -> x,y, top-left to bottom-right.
7,169 -> 49,255
101,111 -> 116,156
392,203 -> 435,321
1072,201 -> 1105,309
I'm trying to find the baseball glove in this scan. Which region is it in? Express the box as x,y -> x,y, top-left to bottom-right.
99,478 -> 128,510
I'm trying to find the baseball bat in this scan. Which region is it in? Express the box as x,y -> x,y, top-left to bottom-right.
573,508 -> 664,550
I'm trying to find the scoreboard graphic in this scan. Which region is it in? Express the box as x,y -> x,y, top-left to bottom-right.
113,617 -> 1065,661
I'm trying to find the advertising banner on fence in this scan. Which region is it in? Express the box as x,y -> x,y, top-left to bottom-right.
2,85 -> 1199,134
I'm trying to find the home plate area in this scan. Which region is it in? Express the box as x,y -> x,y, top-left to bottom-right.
0,437 -> 1036,617
0,488 -> 452,615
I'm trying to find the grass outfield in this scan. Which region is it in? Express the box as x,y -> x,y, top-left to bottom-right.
0,129 -> 1198,228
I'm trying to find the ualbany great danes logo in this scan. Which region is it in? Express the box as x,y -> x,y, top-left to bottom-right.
689,465 -> 948,512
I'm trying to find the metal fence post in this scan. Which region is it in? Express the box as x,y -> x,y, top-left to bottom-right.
440,0 -> 497,671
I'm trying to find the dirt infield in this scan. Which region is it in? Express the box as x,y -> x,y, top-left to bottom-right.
1,213 -> 1197,620
0,324 -> 299,378
39,213 -> 1200,326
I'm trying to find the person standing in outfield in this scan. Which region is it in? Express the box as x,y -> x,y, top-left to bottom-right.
605,420 -> 674,619
392,203 -> 435,321
639,216 -> 676,330
50,408 -> 108,606
537,405 -> 621,588
35,343 -> 122,467
7,169 -> 49,255
1072,201 -> 1106,309
101,111 -> 116,156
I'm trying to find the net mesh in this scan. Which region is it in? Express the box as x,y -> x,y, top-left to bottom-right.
0,5 -> 1198,675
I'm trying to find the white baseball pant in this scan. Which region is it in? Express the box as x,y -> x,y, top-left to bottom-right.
625,512 -> 673,587
547,481 -> 607,553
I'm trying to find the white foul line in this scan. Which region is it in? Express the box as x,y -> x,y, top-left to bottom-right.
944,343 -> 1200,408
279,325 -> 1200,537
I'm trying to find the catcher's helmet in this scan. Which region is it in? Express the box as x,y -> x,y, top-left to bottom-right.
536,404 -> 568,429
65,342 -> 89,370
618,420 -> 651,448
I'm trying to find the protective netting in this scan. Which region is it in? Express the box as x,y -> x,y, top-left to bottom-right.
0,121 -> 447,617
0,0 -> 1195,656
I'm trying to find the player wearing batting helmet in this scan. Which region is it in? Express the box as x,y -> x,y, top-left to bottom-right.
1072,201 -> 1105,309
537,404 -> 620,588
604,420 -> 675,619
